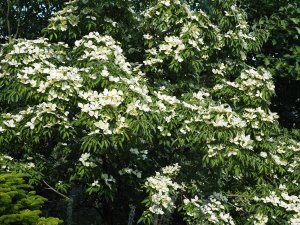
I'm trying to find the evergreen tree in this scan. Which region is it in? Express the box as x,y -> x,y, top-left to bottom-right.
0,157 -> 62,225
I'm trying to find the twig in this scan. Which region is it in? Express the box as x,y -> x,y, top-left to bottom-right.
14,0 -> 21,39
43,179 -> 70,200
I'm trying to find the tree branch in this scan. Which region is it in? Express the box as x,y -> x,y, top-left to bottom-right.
43,179 -> 70,200
6,0 -> 11,38
14,0 -> 21,39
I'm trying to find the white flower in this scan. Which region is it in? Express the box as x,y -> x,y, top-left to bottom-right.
272,155 -> 287,166
129,148 -> 139,155
91,180 -> 100,187
4,119 -> 15,128
3,155 -> 13,160
94,120 -> 109,131
143,34 -> 153,40
79,153 -> 95,167
162,163 -> 180,175
26,162 -> 35,168
253,214 -> 268,225
259,152 -> 267,158
136,172 -> 142,178
212,115 -> 228,127
25,117 -> 36,130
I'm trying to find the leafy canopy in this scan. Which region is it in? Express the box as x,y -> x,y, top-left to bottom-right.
0,0 -> 299,224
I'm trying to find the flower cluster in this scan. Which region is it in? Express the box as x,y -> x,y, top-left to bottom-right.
230,132 -> 253,150
1,101 -> 69,135
183,193 -> 235,225
74,32 -> 131,74
129,148 -> 148,160
250,214 -> 268,225
79,89 -> 124,115
242,107 -> 279,131
214,68 -> 275,107
79,153 -> 95,167
254,185 -> 300,224
47,0 -> 80,31
144,35 -> 185,65
273,140 -> 300,172
143,3 -> 218,71
182,102 -> 247,129
143,164 -> 182,215
0,155 -> 13,171
0,38 -> 63,67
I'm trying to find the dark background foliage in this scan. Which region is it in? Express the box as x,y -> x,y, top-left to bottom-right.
0,0 -> 68,42
239,0 -> 300,128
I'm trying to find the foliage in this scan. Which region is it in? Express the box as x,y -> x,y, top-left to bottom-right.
0,0 -> 299,225
0,0 -> 68,42
0,156 -> 62,225
240,0 -> 300,128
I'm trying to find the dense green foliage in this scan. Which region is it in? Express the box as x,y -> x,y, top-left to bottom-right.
0,0 -> 299,225
0,156 -> 62,225
240,0 -> 300,128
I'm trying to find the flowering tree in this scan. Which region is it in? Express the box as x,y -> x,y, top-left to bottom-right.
0,0 -> 299,224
